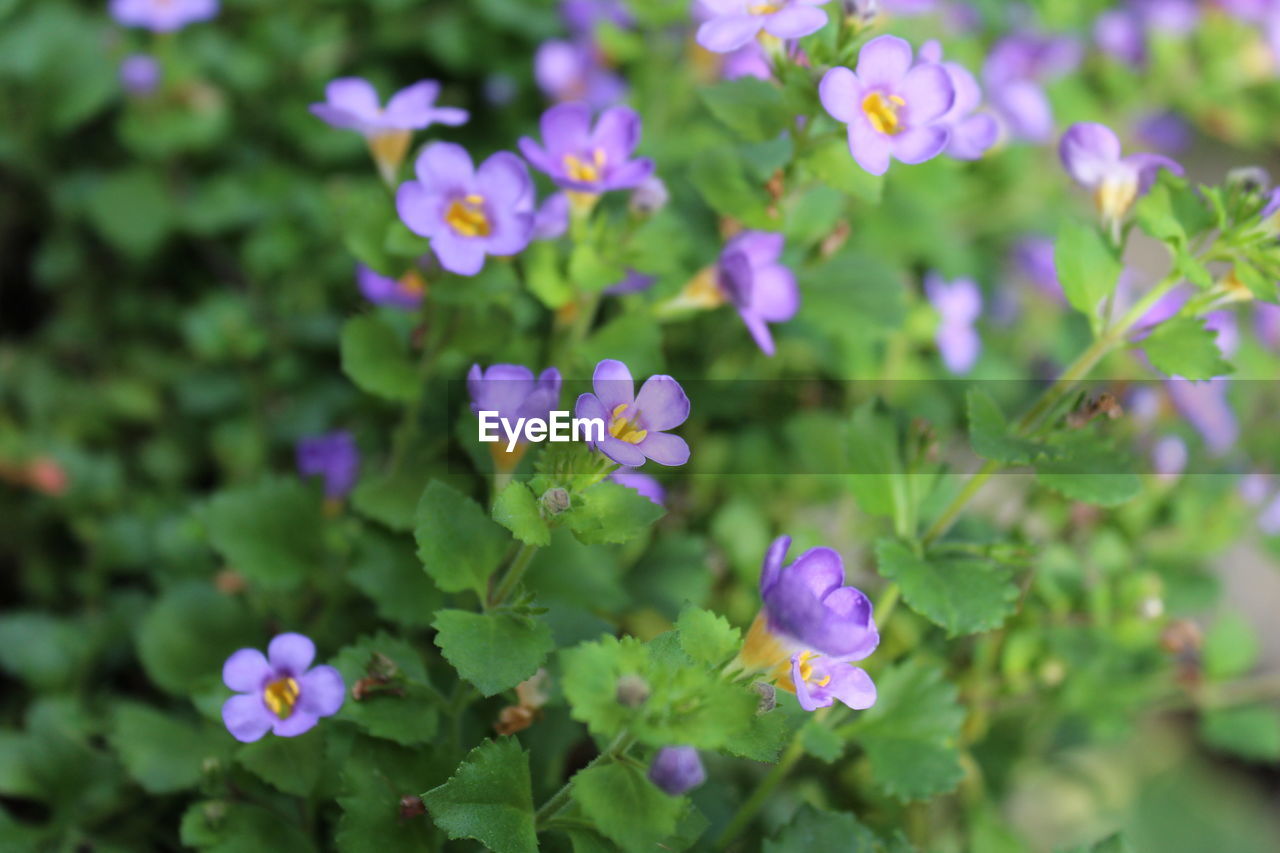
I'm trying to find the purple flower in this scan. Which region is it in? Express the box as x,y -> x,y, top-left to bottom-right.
1059,122 -> 1183,226
648,746 -> 706,795
1240,472 -> 1271,506
357,265 -> 426,311
983,31 -> 1081,143
110,0 -> 218,31
468,364 -> 563,427
532,193 -> 571,241
790,651 -> 877,711
396,143 -> 535,276
604,270 -> 658,295
297,432 -> 360,500
119,54 -> 161,96
711,232 -> 799,356
609,470 -> 666,506
819,35 -> 955,176
754,536 -> 879,660
575,359 -> 691,467
1011,236 -> 1062,300
534,41 -> 627,109
1261,493 -> 1280,536
1095,9 -> 1147,65
1256,301 -> 1280,348
1152,435 -> 1188,481
695,1 -> 829,54
722,40 -> 774,81
1136,112 -> 1193,154
918,41 -> 998,160
562,0 -> 633,36
519,103 -> 654,194
310,78 -> 469,136
221,633 -> 344,743
926,273 -> 982,374
1166,379 -> 1237,455
1206,311 -> 1240,358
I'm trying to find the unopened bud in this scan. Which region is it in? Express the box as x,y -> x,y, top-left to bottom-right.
616,674 -> 650,707
752,681 -> 777,714
1227,166 -> 1271,194
541,487 -> 571,516
629,176 -> 669,217
399,795 -> 427,819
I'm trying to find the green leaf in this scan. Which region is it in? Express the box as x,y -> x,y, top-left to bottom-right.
0,612 -> 86,689
493,482 -> 551,546
967,390 -> 1048,465
801,137 -> 884,204
675,606 -> 741,667
571,762 -> 683,853
1059,834 -> 1137,853
110,704 -> 228,794
340,314 -> 421,402
1055,220 -> 1122,321
847,402 -> 903,519
422,738 -> 538,853
875,540 -> 1019,637
136,583 -> 255,696
579,313 -> 665,380
723,707 -> 798,763
690,150 -> 776,229
570,242 -> 627,293
1203,612 -> 1260,679
346,533 -> 442,630
236,729 -> 324,796
849,661 -> 965,802
415,480 -> 510,596
331,633 -> 440,745
1134,181 -> 1186,245
1199,705 -> 1280,762
433,609 -> 555,697
764,805 -> 882,852
565,481 -> 665,545
86,169 -> 173,257
800,718 -> 846,763
526,240 -> 573,309
1140,317 -> 1232,380
181,800 -> 317,853
1034,433 -> 1142,507
699,78 -> 792,142
202,478 -> 326,589
335,736 -> 436,853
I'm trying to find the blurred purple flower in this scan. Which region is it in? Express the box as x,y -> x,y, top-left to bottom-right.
119,54 -> 161,96
648,746 -> 705,795
532,193 -> 571,241
1135,111 -> 1192,154
297,432 -> 360,500
1166,378 -> 1237,455
110,0 -> 218,31
562,0 -> 633,36
604,270 -> 658,295
396,143 -> 535,276
983,31 -> 1081,143
723,40 -> 774,81
1256,301 -> 1280,348
357,265 -> 426,311
310,78 -> 468,135
696,1 -> 830,54
1240,472 -> 1271,505
534,40 -> 627,109
1152,435 -> 1188,481
919,41 -> 998,160
609,470 -> 666,506
1206,311 -> 1240,357
1012,236 -> 1062,301
1095,9 -> 1147,65
222,633 -> 344,743
1059,122 -> 1183,226
880,0 -> 938,14
520,103 -> 654,194
819,35 -> 955,176
468,364 -> 562,427
1260,493 -> 1280,535
715,231 -> 799,356
790,650 -> 877,711
575,359 -> 690,467
926,273 -> 982,374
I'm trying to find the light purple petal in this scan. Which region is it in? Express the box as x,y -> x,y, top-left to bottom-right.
484,205 -> 534,257
477,151 -> 533,209
749,265 -> 799,321
325,77 -> 380,118
575,392 -> 612,428
222,693 -> 273,743
791,656 -> 829,712
541,102 -> 593,156
298,665 -> 345,717
383,80 -> 441,125
941,62 -> 982,120
740,310 -> 777,356
222,648 -> 270,692
636,431 -> 690,467
820,66 -> 863,124
828,665 -> 877,710
267,633 -> 315,676
1059,122 -> 1123,188
601,158 -> 655,192
899,63 -> 954,124
948,114 -> 999,160
762,5 -> 828,39
727,231 -> 785,267
415,142 -> 475,188
591,106 -> 642,157
633,375 -> 691,432
271,709 -> 319,738
518,137 -> 557,175
760,535 -> 792,596
599,435 -> 649,467
856,35 -> 914,89
396,183 -> 443,238
309,104 -> 363,131
610,470 -> 665,506
938,324 -> 981,374
592,359 -> 635,411
991,80 -> 1053,142
432,231 -> 488,276
696,16 -> 763,53
848,120 -> 892,176
891,125 -> 949,164
1124,152 -> 1184,194
429,106 -> 470,126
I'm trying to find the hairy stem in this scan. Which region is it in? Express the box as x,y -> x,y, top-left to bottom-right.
488,543 -> 540,610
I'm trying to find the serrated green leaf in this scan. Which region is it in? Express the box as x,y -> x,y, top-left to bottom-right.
331,633 -> 439,745
422,738 -> 537,853
967,390 -> 1049,465
875,540 -> 1019,636
1034,432 -> 1142,507
764,805 -> 881,852
236,728 -> 324,796
110,704 -> 228,794
800,718 -> 846,764
571,762 -> 683,853
202,477 -> 326,589
1140,317 -> 1232,380
1199,706 -> 1280,762
676,606 -> 741,666
347,533 -> 442,629
340,314 -> 421,402
493,482 -> 551,546
335,737 -> 437,853
1056,220 -> 1122,322
723,707 -> 798,763
699,77 -> 792,142
180,800 -> 317,853
433,609 -> 554,697
415,480 -> 510,596
565,481 -> 665,545
136,583 -> 255,696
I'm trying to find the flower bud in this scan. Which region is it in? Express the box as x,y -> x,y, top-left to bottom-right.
615,673 -> 650,707
751,681 -> 777,714
541,487 -> 571,516
1226,166 -> 1271,195
629,176 -> 669,217
647,746 -> 706,796
399,795 -> 427,819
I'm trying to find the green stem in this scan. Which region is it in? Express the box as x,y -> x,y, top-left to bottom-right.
385,313 -> 439,474
713,738 -> 807,851
535,730 -> 635,830
488,543 -> 539,609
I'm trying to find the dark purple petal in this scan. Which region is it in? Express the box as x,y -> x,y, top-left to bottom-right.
739,310 -> 777,356
267,633 -> 315,676
759,535 -> 792,597
789,548 -> 845,599
633,376 -> 691,432
298,665 -> 345,717
222,648 -> 270,692
222,693 -> 273,743
648,746 -> 705,795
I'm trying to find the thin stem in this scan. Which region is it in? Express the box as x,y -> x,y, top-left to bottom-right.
488,543 -> 539,610
535,730 -> 635,829
385,314 -> 440,475
712,738 -> 806,851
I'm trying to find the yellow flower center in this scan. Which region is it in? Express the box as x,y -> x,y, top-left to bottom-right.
749,2 -> 782,13
608,403 -> 648,444
397,269 -> 427,297
797,651 -> 831,687
862,92 -> 906,135
445,195 -> 491,238
263,677 -> 300,719
564,148 -> 607,183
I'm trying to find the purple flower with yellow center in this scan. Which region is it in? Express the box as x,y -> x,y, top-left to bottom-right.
609,470 -> 666,506
926,273 -> 982,375
648,746 -> 706,795
120,54 -> 161,96
695,0 -> 830,54
740,536 -> 879,675
469,364 -> 562,470
312,78 -> 469,185
297,431 -> 360,503
1059,122 -> 1183,229
575,359 -> 690,468
819,35 -> 955,176
919,41 -> 999,160
790,650 -> 877,711
357,265 -> 426,311
221,633 -> 344,743
396,143 -> 535,276
110,0 -> 218,31
519,103 -> 654,196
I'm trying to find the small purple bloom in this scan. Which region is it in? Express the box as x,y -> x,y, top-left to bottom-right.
310,78 -> 468,136
1095,9 -> 1147,66
715,232 -> 799,356
297,432 -> 360,500
532,193 -> 571,241
519,103 -> 654,194
1261,492 -> 1280,536
119,54 -> 161,96
1059,122 -> 1183,226
534,40 -> 627,109
1152,435 -> 1188,481
695,0 -> 830,54
1166,378 -> 1237,455
468,364 -> 562,431
919,41 -> 998,160
758,536 -> 879,660
983,31 -> 1081,143
648,746 -> 706,795
1255,301 -> 1280,348
790,651 -> 877,711
221,633 -> 344,743
609,470 -> 666,506
604,270 -> 658,295
926,273 -> 982,375
110,0 -> 218,31
562,0 -> 633,36
1240,472 -> 1271,506
1135,111 -> 1193,154
396,143 -> 535,276
1012,236 -> 1062,301
819,35 -> 956,176
357,265 -> 426,311
575,359 -> 690,468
